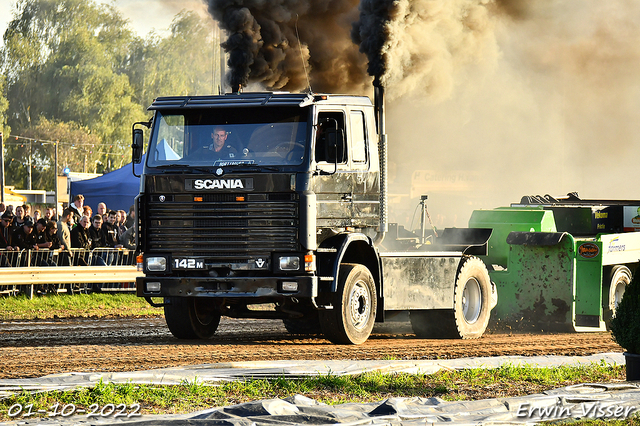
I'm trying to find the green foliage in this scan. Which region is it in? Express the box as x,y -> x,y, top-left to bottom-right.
0,0 -> 220,187
0,75 -> 9,138
0,293 -> 162,320
126,10 -> 218,109
3,117 -> 103,190
610,272 -> 640,353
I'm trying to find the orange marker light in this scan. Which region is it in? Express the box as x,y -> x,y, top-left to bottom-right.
236,196 -> 245,202
194,196 -> 203,202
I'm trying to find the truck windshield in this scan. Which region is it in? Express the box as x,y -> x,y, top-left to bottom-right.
146,107 -> 309,168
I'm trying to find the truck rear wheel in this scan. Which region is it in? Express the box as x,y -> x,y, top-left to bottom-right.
319,263 -> 377,345
410,257 -> 491,339
604,265 -> 631,326
164,297 -> 221,339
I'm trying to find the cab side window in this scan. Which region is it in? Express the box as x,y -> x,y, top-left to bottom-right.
315,112 -> 347,164
350,110 -> 367,164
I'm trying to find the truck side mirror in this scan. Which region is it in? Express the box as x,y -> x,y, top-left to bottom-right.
324,128 -> 345,164
132,128 -> 144,164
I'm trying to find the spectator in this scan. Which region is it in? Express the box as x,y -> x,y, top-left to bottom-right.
0,211 -> 14,266
1,211 -> 15,251
45,221 -> 70,266
0,202 -> 5,213
120,225 -> 136,250
97,202 -> 107,220
91,214 -> 112,265
70,215 -> 103,266
116,210 -> 127,238
83,205 -> 93,218
35,219 -> 51,249
103,210 -> 123,248
6,205 -> 14,214
13,205 -> 26,230
44,207 -> 55,222
23,204 -> 31,218
70,194 -> 84,223
12,218 -> 37,252
124,205 -> 135,228
33,209 -> 41,223
71,215 -> 92,250
57,208 -> 73,252
89,215 -> 106,249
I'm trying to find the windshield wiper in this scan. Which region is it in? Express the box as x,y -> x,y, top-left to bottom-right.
227,165 -> 280,173
153,164 -> 213,174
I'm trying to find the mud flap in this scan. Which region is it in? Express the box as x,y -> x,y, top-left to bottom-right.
437,228 -> 493,256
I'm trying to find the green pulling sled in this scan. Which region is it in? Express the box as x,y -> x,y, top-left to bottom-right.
469,193 -> 640,332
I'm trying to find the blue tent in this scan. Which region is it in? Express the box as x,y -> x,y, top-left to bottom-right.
69,158 -> 143,214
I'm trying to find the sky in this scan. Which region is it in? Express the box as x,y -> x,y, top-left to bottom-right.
0,0 -> 208,47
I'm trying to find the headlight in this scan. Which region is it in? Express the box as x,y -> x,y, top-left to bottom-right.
279,256 -> 300,271
146,257 -> 167,271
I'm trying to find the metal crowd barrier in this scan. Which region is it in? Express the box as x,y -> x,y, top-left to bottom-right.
0,248 -> 142,298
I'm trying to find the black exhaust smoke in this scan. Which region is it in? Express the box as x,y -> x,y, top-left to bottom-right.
206,1 -> 497,100
206,0 -> 370,93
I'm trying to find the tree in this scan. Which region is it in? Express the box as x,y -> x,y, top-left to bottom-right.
0,75 -> 9,138
127,11 -> 218,110
1,0 -> 145,170
3,117 -> 101,191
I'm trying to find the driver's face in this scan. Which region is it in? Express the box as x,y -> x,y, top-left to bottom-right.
212,129 -> 227,151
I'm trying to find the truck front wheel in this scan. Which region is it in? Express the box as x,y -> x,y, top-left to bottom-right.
319,263 -> 377,345
164,297 -> 221,339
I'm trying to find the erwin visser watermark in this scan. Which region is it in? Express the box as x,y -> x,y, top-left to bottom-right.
517,401 -> 636,420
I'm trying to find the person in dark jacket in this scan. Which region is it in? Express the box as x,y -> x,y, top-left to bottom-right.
71,215 -> 104,266
44,221 -> 71,266
0,211 -> 15,250
12,218 -> 37,251
0,211 -> 15,266
12,218 -> 42,266
103,211 -> 123,249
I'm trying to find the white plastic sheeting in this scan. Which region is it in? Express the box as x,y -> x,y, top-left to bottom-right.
2,353 -> 638,425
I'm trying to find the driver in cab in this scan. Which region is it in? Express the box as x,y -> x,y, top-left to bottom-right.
199,126 -> 238,160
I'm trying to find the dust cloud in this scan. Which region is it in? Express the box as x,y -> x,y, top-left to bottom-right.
204,0 -> 640,229
387,0 -> 640,228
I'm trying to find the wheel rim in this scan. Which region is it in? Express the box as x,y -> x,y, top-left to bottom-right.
349,280 -> 371,330
462,278 -> 482,324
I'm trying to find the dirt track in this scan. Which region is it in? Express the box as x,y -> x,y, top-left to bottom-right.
0,316 -> 623,379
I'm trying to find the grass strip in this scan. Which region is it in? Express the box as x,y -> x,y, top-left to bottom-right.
0,363 -> 628,421
0,293 -> 162,320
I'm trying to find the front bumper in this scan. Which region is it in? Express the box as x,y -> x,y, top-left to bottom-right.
137,275 -> 318,299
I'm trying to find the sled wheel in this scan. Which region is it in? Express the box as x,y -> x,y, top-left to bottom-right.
319,263 -> 377,345
164,297 -> 221,339
604,265 -> 631,326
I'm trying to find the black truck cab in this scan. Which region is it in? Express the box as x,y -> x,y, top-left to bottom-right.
134,92 -> 495,344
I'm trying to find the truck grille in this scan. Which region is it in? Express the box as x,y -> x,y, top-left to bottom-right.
146,193 -> 299,263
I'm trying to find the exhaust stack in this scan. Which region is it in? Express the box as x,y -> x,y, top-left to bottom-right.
374,83 -> 388,246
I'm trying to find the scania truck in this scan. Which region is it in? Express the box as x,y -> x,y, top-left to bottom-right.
132,87 -> 496,344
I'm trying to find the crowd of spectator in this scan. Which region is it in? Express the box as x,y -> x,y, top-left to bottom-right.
0,196 -> 136,267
